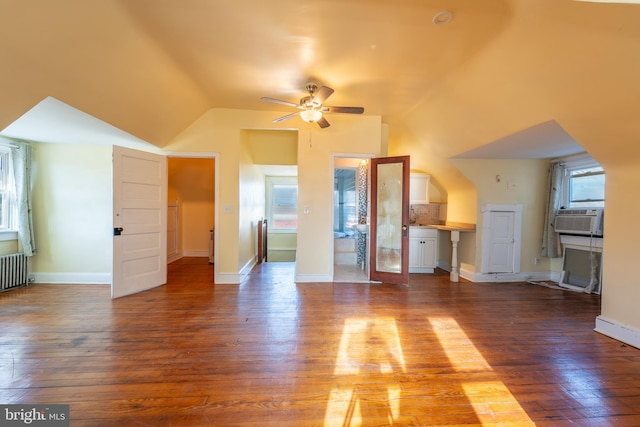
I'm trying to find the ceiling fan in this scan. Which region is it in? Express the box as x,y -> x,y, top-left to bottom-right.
261,83 -> 364,128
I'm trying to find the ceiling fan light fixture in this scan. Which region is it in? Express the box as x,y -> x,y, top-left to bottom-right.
300,109 -> 323,123
262,84 -> 362,129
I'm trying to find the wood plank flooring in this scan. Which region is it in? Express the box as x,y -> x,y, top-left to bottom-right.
2,257 -> 640,426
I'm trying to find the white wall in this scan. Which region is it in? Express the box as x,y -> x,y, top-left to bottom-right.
30,142 -> 112,283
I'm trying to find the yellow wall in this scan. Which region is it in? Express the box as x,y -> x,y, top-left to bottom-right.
295,117 -> 382,280
451,158 -> 550,275
247,129 -> 297,165
168,157 -> 215,256
597,161 -> 640,330
164,108 -> 382,281
164,109 -> 240,279
0,239 -> 19,256
239,131 -> 266,271
267,233 -> 297,262
30,142 -> 112,278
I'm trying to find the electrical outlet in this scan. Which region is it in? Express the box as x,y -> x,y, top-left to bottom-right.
534,257 -> 540,265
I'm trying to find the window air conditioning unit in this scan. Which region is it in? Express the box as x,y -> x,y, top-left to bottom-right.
554,208 -> 604,236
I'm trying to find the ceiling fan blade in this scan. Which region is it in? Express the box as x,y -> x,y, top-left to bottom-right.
261,97 -> 301,109
317,116 -> 330,128
314,86 -> 334,104
324,106 -> 365,114
272,111 -> 300,123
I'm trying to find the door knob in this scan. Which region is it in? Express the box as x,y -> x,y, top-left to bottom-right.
113,227 -> 124,236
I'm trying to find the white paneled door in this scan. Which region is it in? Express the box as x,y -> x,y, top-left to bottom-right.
486,211 -> 515,273
112,146 -> 167,299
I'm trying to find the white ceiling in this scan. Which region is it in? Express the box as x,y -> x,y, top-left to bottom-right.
452,120 -> 585,159
1,97 -> 159,152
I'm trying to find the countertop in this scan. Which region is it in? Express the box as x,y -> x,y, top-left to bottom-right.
410,223 -> 476,232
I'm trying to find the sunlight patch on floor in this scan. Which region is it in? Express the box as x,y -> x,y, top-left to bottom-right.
324,317 -> 405,426
428,317 -> 492,371
334,317 -> 406,375
430,317 -> 536,426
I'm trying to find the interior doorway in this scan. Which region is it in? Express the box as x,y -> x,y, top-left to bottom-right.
333,156 -> 371,282
167,155 -> 217,281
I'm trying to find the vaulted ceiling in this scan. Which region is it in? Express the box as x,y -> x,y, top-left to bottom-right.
1,0 -> 639,163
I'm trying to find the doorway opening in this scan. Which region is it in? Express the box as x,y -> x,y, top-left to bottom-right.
333,156 -> 370,282
263,173 -> 298,262
247,129 -> 299,268
167,155 -> 217,282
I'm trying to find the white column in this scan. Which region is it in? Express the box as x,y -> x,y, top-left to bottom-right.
450,230 -> 460,282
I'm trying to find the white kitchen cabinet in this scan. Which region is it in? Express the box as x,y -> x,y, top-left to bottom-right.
409,227 -> 437,273
410,173 -> 430,204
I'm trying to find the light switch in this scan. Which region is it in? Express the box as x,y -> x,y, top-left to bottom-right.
224,205 -> 233,214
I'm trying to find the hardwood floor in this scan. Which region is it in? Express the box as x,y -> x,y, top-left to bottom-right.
2,257 -> 640,426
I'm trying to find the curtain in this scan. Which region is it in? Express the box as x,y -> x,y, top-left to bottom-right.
11,142 -> 36,256
541,161 -> 564,258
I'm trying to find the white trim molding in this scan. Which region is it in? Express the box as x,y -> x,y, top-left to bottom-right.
213,256 -> 254,285
466,271 -> 552,283
595,316 -> 640,349
296,274 -> 333,283
31,272 -> 111,285
0,231 -> 18,242
168,252 -> 183,264
214,273 -> 240,284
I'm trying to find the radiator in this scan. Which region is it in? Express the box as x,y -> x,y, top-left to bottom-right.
0,253 -> 29,291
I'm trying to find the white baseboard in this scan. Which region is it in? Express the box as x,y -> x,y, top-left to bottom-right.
295,274 -> 333,283
212,256 -> 256,285
460,267 -> 475,282
239,257 -> 256,281
214,272 -> 241,284
437,261 -> 561,284
468,271 -> 553,283
31,272 -> 111,285
168,252 -> 183,264
595,316 -> 640,349
549,270 -> 562,283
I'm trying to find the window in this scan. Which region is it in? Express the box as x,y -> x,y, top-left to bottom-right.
0,148 -> 16,231
560,154 -> 605,209
567,166 -> 605,208
266,177 -> 297,232
334,168 -> 357,236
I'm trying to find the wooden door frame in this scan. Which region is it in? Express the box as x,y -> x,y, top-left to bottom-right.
369,155 -> 411,285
